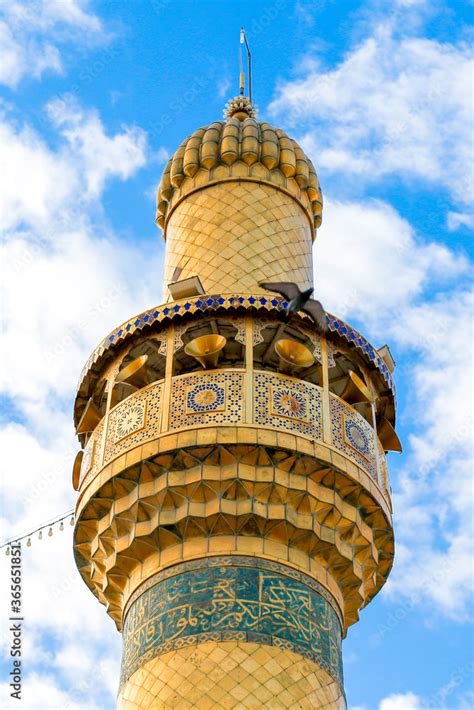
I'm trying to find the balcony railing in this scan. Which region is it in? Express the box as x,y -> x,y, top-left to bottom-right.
78,369 -> 389,501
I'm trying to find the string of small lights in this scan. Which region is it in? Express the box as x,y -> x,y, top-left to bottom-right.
1,510 -> 74,554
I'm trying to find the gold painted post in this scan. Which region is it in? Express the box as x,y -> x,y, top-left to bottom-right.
160,324 -> 176,433
244,316 -> 254,424
321,336 -> 332,444
98,367 -> 118,468
371,400 -> 383,488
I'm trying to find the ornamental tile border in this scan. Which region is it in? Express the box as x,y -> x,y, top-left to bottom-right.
104,385 -> 163,466
79,419 -> 104,489
123,555 -> 344,629
120,556 -> 343,689
255,372 -> 323,440
330,396 -> 377,483
169,372 -> 243,430
78,294 -> 394,395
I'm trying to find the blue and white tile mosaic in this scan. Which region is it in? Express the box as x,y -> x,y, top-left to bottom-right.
104,385 -> 163,465
170,372 -> 243,429
121,557 -> 343,688
255,372 -> 323,440
330,396 -> 377,481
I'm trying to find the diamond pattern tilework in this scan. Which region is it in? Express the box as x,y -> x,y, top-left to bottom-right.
117,641 -> 346,710
163,182 -> 313,297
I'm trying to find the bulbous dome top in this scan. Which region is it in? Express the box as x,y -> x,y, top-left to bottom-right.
156,100 -> 323,234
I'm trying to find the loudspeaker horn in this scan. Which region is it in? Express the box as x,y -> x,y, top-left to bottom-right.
184,334 -> 227,369
274,339 -> 315,373
76,397 -> 102,434
72,450 -> 83,491
110,382 -> 137,409
340,370 -> 374,405
115,354 -> 149,389
377,416 -> 403,452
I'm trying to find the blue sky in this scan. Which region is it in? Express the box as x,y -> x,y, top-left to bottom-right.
0,1 -> 472,709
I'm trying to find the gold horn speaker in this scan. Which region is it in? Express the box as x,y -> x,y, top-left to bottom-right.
72,450 -> 83,491
184,334 -> 227,369
340,370 -> 374,404
377,416 -> 403,452
274,339 -> 315,373
76,397 -> 102,434
115,354 -> 149,389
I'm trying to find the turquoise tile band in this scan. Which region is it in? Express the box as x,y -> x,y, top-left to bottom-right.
120,557 -> 343,688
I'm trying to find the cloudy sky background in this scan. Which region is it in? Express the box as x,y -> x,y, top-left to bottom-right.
0,1 -> 472,708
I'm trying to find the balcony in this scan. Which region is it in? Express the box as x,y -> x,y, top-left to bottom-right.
77,368 -> 390,505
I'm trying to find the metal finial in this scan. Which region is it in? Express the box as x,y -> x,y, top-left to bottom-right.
239,27 -> 252,103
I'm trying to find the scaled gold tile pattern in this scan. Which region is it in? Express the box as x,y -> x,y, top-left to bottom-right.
163,181 -> 313,297
117,641 -> 346,710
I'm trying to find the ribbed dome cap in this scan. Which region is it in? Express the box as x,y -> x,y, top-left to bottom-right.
156,99 -> 323,233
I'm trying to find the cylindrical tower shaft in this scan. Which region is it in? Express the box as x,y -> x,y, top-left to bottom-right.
164,180 -> 314,296
72,95 -> 396,710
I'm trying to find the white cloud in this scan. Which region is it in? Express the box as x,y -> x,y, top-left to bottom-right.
0,119 -> 76,232
46,96 -> 148,197
315,197 -> 473,619
0,97 -> 156,708
0,0 -> 105,89
270,26 -> 474,207
152,145 -> 170,164
447,211 -> 474,232
379,693 -> 423,710
315,198 -> 468,322
0,97 -> 153,430
0,228 -> 160,424
0,98 -> 147,232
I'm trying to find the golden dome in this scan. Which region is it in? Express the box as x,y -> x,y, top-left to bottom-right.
156,104 -> 323,234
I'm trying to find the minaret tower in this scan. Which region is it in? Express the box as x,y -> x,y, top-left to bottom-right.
72,78 -> 398,709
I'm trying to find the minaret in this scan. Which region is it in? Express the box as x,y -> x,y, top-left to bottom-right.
72,86 -> 398,709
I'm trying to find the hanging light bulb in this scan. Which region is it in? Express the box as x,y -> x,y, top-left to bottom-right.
59,520 -> 64,531
5,547 -> 10,556
38,530 -> 42,540
70,516 -> 74,526
48,527 -> 53,537
27,538 -> 31,547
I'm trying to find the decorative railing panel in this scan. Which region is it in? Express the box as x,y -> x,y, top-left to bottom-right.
79,370 -> 389,501
330,395 -> 378,482
254,371 -> 323,440
103,383 -> 164,466
79,418 -> 104,490
169,371 -> 244,430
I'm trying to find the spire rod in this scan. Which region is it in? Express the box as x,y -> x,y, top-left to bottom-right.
240,27 -> 252,103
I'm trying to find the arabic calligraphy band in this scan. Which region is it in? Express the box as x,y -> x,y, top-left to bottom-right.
120,557 -> 343,691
